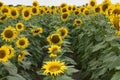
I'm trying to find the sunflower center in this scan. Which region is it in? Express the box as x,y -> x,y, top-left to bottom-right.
11,10 -> 17,16
62,8 -> 67,13
95,7 -> 100,12
75,11 -> 79,15
76,20 -> 81,24
85,10 -> 89,15
0,2 -> 3,7
112,9 -> 120,15
0,50 -> 6,59
4,30 -> 13,38
33,3 -> 37,6
24,11 -> 29,17
102,4 -> 108,12
40,10 -> 44,14
90,1 -> 95,7
1,14 -> 7,20
2,8 -> 8,13
34,29 -> 40,33
51,35 -> 60,44
17,25 -> 22,29
62,13 -> 68,19
49,66 -> 60,72
60,30 -> 65,36
19,40 -> 25,45
32,8 -> 37,13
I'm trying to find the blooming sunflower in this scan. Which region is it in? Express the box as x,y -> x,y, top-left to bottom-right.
31,6 -> 39,15
10,7 -> 19,19
1,26 -> 18,42
0,46 -> 9,62
22,8 -> 31,20
74,19 -> 83,26
89,0 -> 97,9
74,9 -> 80,16
18,50 -> 27,62
47,34 -> 63,45
16,22 -> 24,31
111,5 -> 120,15
0,13 -> 8,22
1,5 -> 10,15
16,37 -> 29,49
94,5 -> 101,13
60,3 -> 67,9
60,6 -> 68,13
0,1 -> 4,8
83,8 -> 89,16
61,12 -> 70,22
1,45 -> 15,59
48,45 -> 61,57
56,27 -> 68,38
32,0 -> 39,7
31,27 -> 43,35
42,60 -> 67,76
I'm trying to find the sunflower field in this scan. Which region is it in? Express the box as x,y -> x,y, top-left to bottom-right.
0,0 -> 120,80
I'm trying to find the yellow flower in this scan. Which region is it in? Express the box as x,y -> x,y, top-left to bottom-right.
31,27 -> 43,35
22,7 -> 31,20
83,8 -> 89,16
1,26 -> 18,42
18,50 -> 27,62
60,6 -> 68,13
61,12 -> 70,22
0,13 -> 8,22
10,7 -> 19,19
74,9 -> 80,16
48,45 -> 61,57
42,60 -> 67,76
16,37 -> 29,49
111,5 -> 120,15
16,22 -> 24,31
47,34 -> 63,45
31,6 -> 39,15
1,45 -> 15,59
60,3 -> 67,9
101,0 -> 111,13
32,0 -> 39,7
56,27 -> 68,38
94,5 -> 101,13
1,5 -> 10,15
74,19 -> 83,26
0,46 -> 9,62
0,1 -> 4,8
89,0 -> 97,9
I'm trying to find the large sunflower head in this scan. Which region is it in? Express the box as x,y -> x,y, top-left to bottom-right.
74,19 -> 83,26
56,27 -> 68,38
22,7 -> 31,20
0,13 -> 8,22
1,26 -> 18,42
1,45 -> 15,59
42,60 -> 67,76
18,50 -> 27,62
48,45 -> 61,57
16,37 -> 29,49
16,22 -> 24,31
10,7 -> 19,19
0,46 -> 9,62
31,6 -> 39,15
47,34 -> 63,45
61,12 -> 70,22
31,27 -> 43,35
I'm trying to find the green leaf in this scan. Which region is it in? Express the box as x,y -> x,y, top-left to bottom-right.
111,71 -> 120,80
56,75 -> 74,80
66,66 -> 79,75
7,74 -> 26,80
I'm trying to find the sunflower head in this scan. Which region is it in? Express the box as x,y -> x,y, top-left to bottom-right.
112,6 -> 120,15
60,3 -> 67,9
1,26 -> 18,42
101,1 -> 111,13
94,5 -> 101,13
0,1 -> 4,8
16,22 -> 24,31
48,45 -> 61,57
16,37 -> 29,49
89,0 -> 97,8
22,8 -> 31,20
0,46 -> 9,62
61,12 -> 70,22
0,13 -> 8,21
10,7 -> 19,19
18,50 -> 27,62
42,60 -> 67,76
74,9 -> 80,15
1,5 -> 10,15
83,8 -> 89,16
74,19 -> 83,26
60,6 -> 68,13
32,0 -> 39,7
31,6 -> 39,15
56,27 -> 68,38
31,27 -> 43,35
47,34 -> 63,45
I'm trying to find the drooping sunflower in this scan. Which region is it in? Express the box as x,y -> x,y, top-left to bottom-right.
61,12 -> 70,22
1,26 -> 18,42
18,50 -> 27,62
42,60 -> 67,76
31,27 -> 43,35
56,27 -> 68,38
74,19 -> 83,26
10,7 -> 19,19
0,46 -> 9,62
16,37 -> 29,49
47,34 -> 63,45
1,45 -> 15,59
16,22 -> 24,31
31,6 -> 39,15
32,0 -> 39,7
48,45 -> 61,57
0,13 -> 8,22
22,7 -> 31,20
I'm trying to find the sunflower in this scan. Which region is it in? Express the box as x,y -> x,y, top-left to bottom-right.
0,1 -> 4,8
1,5 -> 10,15
80,6 -> 85,13
83,8 -> 89,16
0,46 -> 9,62
16,22 -> 24,31
10,7 -> 19,19
101,0 -> 111,13
31,6 -> 39,15
0,13 -> 8,22
56,27 -> 68,38
48,45 -> 61,57
72,5 -> 77,11
68,5 -> 72,11
60,6 -> 68,13
47,34 -> 62,45
94,5 -> 101,13
74,19 -> 83,26
16,37 -> 29,49
42,60 -> 67,76
74,9 -> 80,15
1,26 -> 18,42
22,8 -> 31,20
32,0 -> 39,7
18,50 -> 27,62
89,0 -> 97,9
31,27 -> 43,35
111,5 -> 120,15
39,8 -> 45,15
1,45 -> 15,59
60,3 -> 67,9
61,12 -> 70,22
